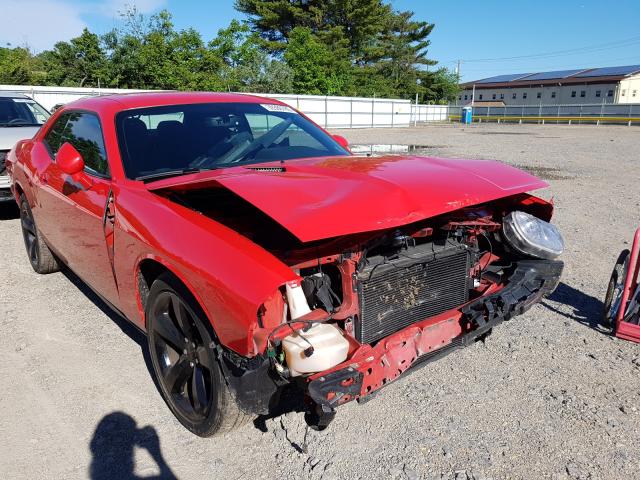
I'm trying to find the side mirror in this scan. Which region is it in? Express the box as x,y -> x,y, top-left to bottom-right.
56,142 -> 85,176
333,134 -> 350,150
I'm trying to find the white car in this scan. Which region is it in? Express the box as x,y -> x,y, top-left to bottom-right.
0,92 -> 50,202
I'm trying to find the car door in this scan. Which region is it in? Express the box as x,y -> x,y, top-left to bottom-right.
35,110 -> 120,307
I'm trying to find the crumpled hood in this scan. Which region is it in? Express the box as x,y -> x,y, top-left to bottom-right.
148,155 -> 548,242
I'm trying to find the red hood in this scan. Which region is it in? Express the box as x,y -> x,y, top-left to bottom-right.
147,155 -> 547,242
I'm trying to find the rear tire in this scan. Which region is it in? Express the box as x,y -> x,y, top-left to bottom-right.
19,194 -> 59,274
146,273 -> 250,437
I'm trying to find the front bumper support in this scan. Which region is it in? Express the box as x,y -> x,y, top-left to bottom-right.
307,259 -> 563,409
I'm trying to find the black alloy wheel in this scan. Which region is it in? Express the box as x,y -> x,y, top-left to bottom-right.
146,274 -> 249,436
19,195 -> 59,274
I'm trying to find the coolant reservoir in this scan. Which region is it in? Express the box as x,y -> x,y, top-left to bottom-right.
282,323 -> 349,377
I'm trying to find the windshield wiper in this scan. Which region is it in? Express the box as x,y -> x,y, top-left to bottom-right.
135,167 -> 203,182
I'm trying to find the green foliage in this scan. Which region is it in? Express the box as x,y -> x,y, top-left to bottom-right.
284,27 -> 351,95
0,2 -> 459,102
0,46 -> 46,84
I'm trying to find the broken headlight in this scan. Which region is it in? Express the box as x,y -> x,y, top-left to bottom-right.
502,211 -> 564,260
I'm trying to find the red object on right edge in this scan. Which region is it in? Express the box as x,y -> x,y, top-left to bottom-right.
615,228 -> 640,343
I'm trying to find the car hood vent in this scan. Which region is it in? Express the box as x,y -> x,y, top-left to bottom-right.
244,166 -> 286,173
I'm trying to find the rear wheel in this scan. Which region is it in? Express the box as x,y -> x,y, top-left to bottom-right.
19,194 -> 59,274
603,249 -> 630,333
146,274 -> 250,436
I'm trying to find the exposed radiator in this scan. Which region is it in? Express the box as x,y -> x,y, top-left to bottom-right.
355,244 -> 470,344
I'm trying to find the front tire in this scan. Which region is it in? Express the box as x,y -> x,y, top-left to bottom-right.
146,274 -> 250,436
19,194 -> 59,274
602,249 -> 630,333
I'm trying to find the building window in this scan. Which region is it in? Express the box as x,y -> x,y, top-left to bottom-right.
608,90 -> 614,97
458,95 -> 462,100
571,91 -> 576,97
536,92 -> 541,99
622,90 -> 626,96
551,91 -> 557,98
580,90 -> 586,97
523,92 -> 527,99
512,92 -> 517,99
595,90 -> 601,97
634,90 -> 637,97
500,93 -> 504,99
479,94 -> 483,100
492,93 -> 496,100
464,94 -> 468,100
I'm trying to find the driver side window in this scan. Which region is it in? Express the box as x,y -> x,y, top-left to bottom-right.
43,113 -> 71,156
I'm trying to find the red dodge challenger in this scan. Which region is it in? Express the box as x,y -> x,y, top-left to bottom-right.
6,92 -> 564,436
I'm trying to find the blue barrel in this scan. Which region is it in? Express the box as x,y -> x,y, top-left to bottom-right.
461,106 -> 473,124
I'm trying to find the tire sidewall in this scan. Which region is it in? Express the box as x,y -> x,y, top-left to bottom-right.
19,195 -> 41,271
145,274 -> 228,436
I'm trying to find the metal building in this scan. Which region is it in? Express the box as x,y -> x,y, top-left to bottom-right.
457,65 -> 640,106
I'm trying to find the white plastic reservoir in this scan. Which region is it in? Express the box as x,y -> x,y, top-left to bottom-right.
282,323 -> 349,377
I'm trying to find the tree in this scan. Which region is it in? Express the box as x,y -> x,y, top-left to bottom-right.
283,27 -> 351,95
0,46 -> 44,84
235,0 -> 457,101
40,29 -> 108,87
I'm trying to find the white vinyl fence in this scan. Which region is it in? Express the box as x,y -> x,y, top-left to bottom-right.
0,85 -> 449,128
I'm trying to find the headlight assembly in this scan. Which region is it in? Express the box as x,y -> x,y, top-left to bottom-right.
502,210 -> 564,260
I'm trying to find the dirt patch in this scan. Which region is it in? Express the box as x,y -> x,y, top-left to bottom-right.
512,164 -> 574,180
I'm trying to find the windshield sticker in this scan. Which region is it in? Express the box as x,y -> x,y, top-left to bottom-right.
261,104 -> 297,114
12,98 -> 32,103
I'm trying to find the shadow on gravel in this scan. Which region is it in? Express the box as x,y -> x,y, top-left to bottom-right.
90,411 -> 177,480
542,281 -> 607,332
0,202 -> 19,220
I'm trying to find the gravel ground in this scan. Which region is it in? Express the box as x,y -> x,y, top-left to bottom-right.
1,122 -> 639,480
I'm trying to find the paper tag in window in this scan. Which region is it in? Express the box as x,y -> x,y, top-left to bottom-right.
261,104 -> 297,114
13,98 -> 31,103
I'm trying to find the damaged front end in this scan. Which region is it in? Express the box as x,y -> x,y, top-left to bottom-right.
211,193 -> 564,427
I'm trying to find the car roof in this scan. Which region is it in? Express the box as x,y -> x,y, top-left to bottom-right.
64,91 -> 285,112
0,92 -> 32,99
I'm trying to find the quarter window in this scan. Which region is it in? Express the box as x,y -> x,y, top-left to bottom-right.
63,112 -> 109,176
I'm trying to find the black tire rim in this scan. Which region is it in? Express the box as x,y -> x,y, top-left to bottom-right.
20,200 -> 39,266
149,291 -> 214,423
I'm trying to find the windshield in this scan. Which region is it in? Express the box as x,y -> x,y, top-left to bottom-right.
115,102 -> 349,180
0,97 -> 50,127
